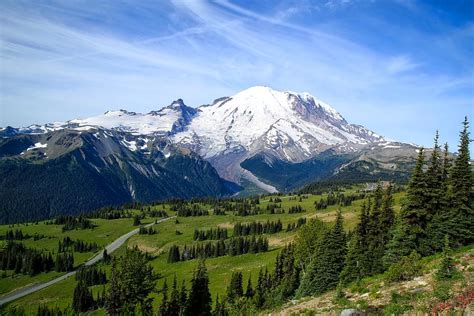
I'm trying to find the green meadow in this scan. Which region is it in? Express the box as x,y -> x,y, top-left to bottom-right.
0,189 -> 406,314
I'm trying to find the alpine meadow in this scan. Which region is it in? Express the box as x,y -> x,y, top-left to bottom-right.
0,1 -> 473,315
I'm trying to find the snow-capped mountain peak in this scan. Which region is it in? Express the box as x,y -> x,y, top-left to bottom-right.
173,86 -> 383,161
4,86 -> 388,187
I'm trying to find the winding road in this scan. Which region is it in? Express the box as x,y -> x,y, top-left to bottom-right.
0,216 -> 175,306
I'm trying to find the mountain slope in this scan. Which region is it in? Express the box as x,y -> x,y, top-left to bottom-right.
0,129 -> 235,224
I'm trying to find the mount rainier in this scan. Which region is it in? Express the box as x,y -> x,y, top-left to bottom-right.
0,86 -> 418,222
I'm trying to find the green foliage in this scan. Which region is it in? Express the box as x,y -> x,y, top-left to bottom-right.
72,281 -> 94,313
185,260 -> 212,316
294,218 -> 328,269
435,237 -> 458,280
383,292 -> 414,316
341,184 -> 395,284
432,281 -> 453,301
297,211 -> 346,297
226,272 -> 243,303
386,120 -> 473,260
105,248 -> 156,315
385,251 -> 422,283
448,117 -> 474,246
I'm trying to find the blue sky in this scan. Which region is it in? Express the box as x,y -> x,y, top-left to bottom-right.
0,0 -> 473,148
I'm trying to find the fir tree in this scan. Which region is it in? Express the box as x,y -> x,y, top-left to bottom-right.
425,131 -> 444,216
396,147 -> 433,255
449,117 -> 474,246
180,280 -> 188,311
226,272 -> 243,303
213,294 -> 228,316
73,281 -> 94,313
297,211 -> 347,296
167,275 -> 181,316
105,259 -> 121,316
367,185 -> 386,274
383,216 -> 417,268
105,249 -> 156,315
245,274 -> 254,299
185,261 -> 212,316
158,279 -> 169,316
435,236 -> 457,280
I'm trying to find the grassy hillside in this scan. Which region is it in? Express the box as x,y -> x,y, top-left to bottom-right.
274,245 -> 474,315
0,186 -> 404,314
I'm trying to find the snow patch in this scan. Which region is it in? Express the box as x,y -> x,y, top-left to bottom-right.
26,142 -> 47,151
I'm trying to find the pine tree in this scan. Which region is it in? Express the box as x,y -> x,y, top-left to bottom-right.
383,216 -> 417,268
253,268 -> 266,308
449,117 -> 473,246
105,259 -> 121,316
226,272 -> 243,303
396,147 -> 433,255
185,261 -> 212,316
213,294 -> 228,316
339,235 -> 361,284
180,280 -> 188,312
425,132 -> 444,215
297,211 -> 347,296
73,281 -> 94,313
435,236 -> 457,280
245,275 -> 254,299
105,249 -> 156,315
159,280 -> 169,316
167,275 -> 181,316
381,184 -> 395,239
366,184 -> 386,274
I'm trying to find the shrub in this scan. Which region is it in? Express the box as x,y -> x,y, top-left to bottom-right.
385,251 -> 422,283
433,281 -> 452,301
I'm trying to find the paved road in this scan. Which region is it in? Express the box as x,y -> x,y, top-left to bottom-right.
0,216 -> 175,306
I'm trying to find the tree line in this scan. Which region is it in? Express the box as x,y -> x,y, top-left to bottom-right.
314,191 -> 366,210
58,237 -> 99,253
167,236 -> 269,263
233,220 -> 283,236
194,227 -> 228,241
51,215 -> 94,232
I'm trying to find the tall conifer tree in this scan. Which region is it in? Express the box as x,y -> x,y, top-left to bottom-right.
185,261 -> 212,316
449,117 -> 473,245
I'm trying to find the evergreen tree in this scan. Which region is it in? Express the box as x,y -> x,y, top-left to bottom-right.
158,280 -> 169,316
435,236 -> 457,280
213,294 -> 228,316
395,147 -> 432,255
366,185 -> 386,274
73,281 -> 94,313
180,280 -> 188,308
185,261 -> 212,316
294,218 -> 328,270
380,184 -> 395,239
297,211 -> 347,296
339,235 -> 361,285
167,275 -> 181,316
245,275 -> 254,299
383,216 -> 417,268
449,117 -> 473,246
105,249 -> 156,315
425,131 -> 444,216
105,259 -> 121,316
340,201 -> 371,283
226,272 -> 243,303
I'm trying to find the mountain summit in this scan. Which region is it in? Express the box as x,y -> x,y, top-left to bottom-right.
175,86 -> 384,158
